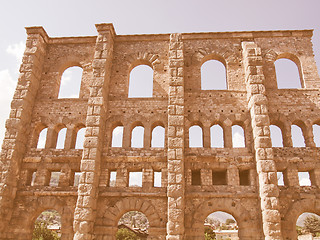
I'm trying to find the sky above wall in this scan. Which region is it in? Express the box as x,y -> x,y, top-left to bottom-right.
0,0 -> 320,143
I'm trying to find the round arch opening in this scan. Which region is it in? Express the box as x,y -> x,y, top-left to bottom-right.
204,211 -> 239,240
296,212 -> 320,238
116,211 -> 149,239
32,209 -> 61,239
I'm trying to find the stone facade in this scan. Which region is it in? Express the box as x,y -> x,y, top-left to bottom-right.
0,23 -> 320,239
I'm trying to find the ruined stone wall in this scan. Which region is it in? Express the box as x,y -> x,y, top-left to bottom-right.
0,24 -> 319,240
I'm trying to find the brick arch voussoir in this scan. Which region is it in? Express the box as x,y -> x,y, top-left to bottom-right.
191,198 -> 252,230
27,196 -> 73,231
282,198 -> 320,234
103,198 -> 161,228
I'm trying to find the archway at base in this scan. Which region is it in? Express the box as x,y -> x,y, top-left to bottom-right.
296,212 -> 320,239
32,209 -> 61,239
116,211 -> 149,239
204,211 -> 239,240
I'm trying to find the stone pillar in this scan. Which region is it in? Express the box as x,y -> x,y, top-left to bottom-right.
242,42 -> 283,240
0,26 -> 48,231
73,23 -> 115,240
166,33 -> 185,240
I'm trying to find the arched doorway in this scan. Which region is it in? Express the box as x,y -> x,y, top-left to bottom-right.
32,209 -> 61,239
116,211 -> 149,239
204,211 -> 239,240
296,212 -> 320,239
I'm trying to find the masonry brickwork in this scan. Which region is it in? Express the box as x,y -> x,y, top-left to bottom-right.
0,23 -> 320,239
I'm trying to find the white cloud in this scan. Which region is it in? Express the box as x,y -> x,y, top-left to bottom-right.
0,69 -> 16,143
6,41 -> 25,63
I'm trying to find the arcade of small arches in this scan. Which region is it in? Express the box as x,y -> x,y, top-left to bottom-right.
32,119 -> 320,150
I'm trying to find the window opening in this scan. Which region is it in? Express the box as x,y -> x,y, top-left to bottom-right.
56,128 -> 67,149
201,60 -> 227,90
75,128 -> 85,149
191,170 -> 201,186
129,171 -> 143,187
131,126 -> 144,148
151,126 -> 165,148
277,171 -> 285,186
292,125 -> 305,147
117,211 -> 149,238
37,128 -> 48,149
109,171 -> 117,187
298,172 -> 311,186
296,212 -> 320,237
112,126 -> 124,147
128,65 -> 153,98
154,171 -> 162,187
232,125 -> 245,148
270,125 -> 283,147
210,124 -> 224,148
313,124 -> 320,147
275,58 -> 301,89
239,170 -> 250,186
49,171 -> 60,187
212,170 -> 227,185
189,125 -> 203,148
73,172 -> 81,187
58,66 -> 83,98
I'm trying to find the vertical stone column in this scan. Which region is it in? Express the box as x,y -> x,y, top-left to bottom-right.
73,23 -> 115,240
242,42 -> 283,240
0,27 -> 47,231
167,33 -> 185,240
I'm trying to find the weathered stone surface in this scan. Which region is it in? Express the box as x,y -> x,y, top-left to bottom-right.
0,24 -> 319,240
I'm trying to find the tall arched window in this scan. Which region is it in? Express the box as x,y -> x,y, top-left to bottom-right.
75,127 -> 85,149
313,124 -> 320,147
112,126 -> 124,147
291,124 -> 305,147
131,126 -> 144,148
189,125 -> 203,148
275,58 -> 302,89
128,65 -> 153,98
210,124 -> 224,148
56,127 -> 67,149
58,66 -> 83,98
37,128 -> 48,149
232,125 -> 245,148
270,125 -> 283,147
201,59 -> 227,90
151,126 -> 165,148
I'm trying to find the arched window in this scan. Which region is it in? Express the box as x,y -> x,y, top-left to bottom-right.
291,125 -> 305,147
270,125 -> 283,147
204,211 -> 238,239
58,66 -> 83,98
128,65 -> 153,98
232,125 -> 245,148
33,210 -> 61,239
56,127 -> 67,149
131,126 -> 144,148
313,124 -> 320,147
37,128 -> 48,149
117,211 -> 149,238
210,124 -> 224,148
296,213 -> 320,237
75,127 -> 85,149
189,125 -> 203,148
112,126 -> 124,147
201,60 -> 227,90
275,58 -> 302,89
151,126 -> 165,148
